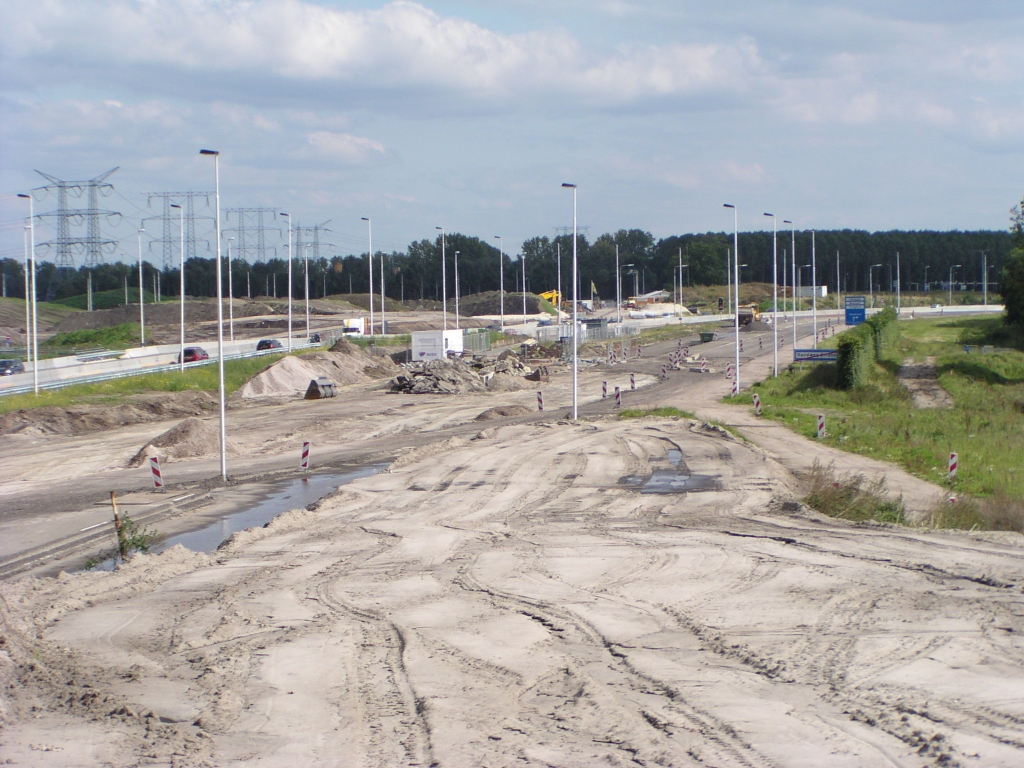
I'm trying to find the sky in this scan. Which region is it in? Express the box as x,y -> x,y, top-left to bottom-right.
1,0 -> 1023,265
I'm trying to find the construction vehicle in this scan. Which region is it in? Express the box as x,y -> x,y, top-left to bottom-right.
539,290 -> 561,308
737,304 -> 761,325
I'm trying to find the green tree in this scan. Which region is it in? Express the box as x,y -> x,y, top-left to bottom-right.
1003,195 -> 1024,326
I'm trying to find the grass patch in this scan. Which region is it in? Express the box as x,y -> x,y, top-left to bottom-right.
619,406 -> 695,419
804,461 -> 905,524
731,315 -> 1024,501
44,322 -> 140,349
0,354 -> 285,414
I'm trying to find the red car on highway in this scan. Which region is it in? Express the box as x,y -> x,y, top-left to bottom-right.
178,346 -> 210,364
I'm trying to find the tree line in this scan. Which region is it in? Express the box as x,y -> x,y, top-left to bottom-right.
0,228 -> 1014,306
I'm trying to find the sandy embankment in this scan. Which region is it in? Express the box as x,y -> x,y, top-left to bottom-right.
2,416 -> 1023,767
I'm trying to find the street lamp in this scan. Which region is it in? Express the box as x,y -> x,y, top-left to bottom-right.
521,252 -> 527,326
764,213 -> 779,375
924,265 -> 929,293
869,263 -> 882,308
138,227 -> 146,346
949,264 -> 961,307
304,243 -> 312,341
784,220 -> 796,348
811,230 -> 818,348
562,183 -> 578,420
624,266 -> 638,302
454,250 -> 460,329
616,244 -> 621,323
280,212 -> 293,350
979,251 -> 989,307
170,203 -> 185,371
227,236 -> 235,341
199,148 -> 227,481
16,193 -> 38,394
361,217 -> 374,335
435,226 -> 447,330
723,204 -> 740,395
494,236 -> 504,332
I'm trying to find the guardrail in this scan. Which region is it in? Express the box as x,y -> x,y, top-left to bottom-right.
0,342 -> 317,398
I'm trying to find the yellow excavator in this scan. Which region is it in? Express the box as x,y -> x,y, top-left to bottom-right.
539,290 -> 562,308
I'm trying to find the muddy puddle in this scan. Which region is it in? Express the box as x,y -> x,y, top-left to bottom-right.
90,465 -> 386,569
622,448 -> 721,494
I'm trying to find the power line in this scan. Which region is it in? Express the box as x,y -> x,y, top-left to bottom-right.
145,191 -> 214,269
223,208 -> 279,263
33,167 -> 121,269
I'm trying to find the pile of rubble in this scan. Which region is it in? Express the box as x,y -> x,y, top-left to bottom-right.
389,353 -> 535,395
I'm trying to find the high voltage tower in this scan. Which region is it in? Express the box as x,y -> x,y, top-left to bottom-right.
224,208 -> 279,263
34,168 -> 121,270
294,221 -> 334,262
145,191 -> 214,270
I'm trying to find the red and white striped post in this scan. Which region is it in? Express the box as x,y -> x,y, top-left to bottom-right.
731,378 -> 738,396
614,386 -> 621,408
300,441 -> 311,470
739,338 -> 744,352
726,362 -> 733,378
683,346 -> 689,357
149,456 -> 164,490
537,391 -> 544,411
602,381 -> 607,399
700,359 -> 707,373
630,372 -> 636,390
661,364 -> 667,379
759,336 -> 763,350
817,414 -> 825,439
753,393 -> 762,416
948,452 -> 958,482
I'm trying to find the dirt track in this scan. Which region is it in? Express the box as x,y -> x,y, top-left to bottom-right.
2,318 -> 1023,767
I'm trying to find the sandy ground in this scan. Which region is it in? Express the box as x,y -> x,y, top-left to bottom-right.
2,318 -> 1023,767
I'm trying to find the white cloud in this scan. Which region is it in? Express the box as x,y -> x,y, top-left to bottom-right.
306,130 -> 386,163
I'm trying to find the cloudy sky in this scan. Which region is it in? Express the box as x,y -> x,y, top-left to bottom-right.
1,0 -> 1023,263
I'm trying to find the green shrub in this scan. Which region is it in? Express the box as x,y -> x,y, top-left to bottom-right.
835,308 -> 900,389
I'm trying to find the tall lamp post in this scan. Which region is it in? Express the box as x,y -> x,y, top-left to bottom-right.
811,230 -> 817,348
869,263 -> 882,308
170,203 -> 185,371
304,243 -> 311,341
199,148 -> 227,481
280,212 -> 293,350
949,264 -> 961,307
615,244 -> 621,323
454,250 -> 460,329
979,252 -> 988,307
16,193 -> 38,393
227,236 -> 235,341
360,217 -> 373,335
137,227 -> 146,346
924,265 -> 929,293
562,183 -> 578,420
494,235 -> 504,332
764,212 -> 779,375
784,220 -> 796,347
521,252 -> 527,326
435,226 -> 447,330
723,204 -> 740,395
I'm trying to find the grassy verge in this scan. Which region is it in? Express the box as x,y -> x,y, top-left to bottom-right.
619,406 -> 695,419
730,316 -> 1024,505
0,354 -> 285,414
44,322 -> 140,349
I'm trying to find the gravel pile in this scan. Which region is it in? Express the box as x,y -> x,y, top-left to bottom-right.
389,354 -> 534,395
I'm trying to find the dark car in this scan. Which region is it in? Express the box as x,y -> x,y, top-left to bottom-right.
309,332 -> 321,344
177,346 -> 209,364
0,358 -> 25,376
257,339 -> 283,351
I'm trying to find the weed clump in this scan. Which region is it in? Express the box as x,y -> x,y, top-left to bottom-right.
804,461 -> 905,524
925,490 -> 1024,533
619,407 -> 695,420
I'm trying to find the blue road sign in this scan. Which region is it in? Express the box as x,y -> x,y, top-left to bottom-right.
845,308 -> 866,325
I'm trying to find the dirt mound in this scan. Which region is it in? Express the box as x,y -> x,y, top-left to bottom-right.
51,300 -> 278,334
458,291 -> 543,317
129,417 -> 219,466
0,391 -> 216,437
237,345 -> 399,399
475,405 -> 534,421
389,354 -> 533,395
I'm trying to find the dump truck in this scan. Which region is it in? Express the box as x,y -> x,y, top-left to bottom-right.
737,304 -> 761,325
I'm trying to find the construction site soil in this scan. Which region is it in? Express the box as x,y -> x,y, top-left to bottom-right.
1,315 -> 1022,767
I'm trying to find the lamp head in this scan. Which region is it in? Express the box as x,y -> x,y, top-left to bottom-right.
17,193 -> 29,199
280,212 -> 289,218
361,217 -> 369,222
561,183 -> 576,189
199,149 -> 219,156
723,203 -> 735,209
170,203 -> 181,209
783,219 -> 792,224
763,212 -> 774,218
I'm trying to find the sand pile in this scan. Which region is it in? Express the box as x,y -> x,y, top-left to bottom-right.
237,341 -> 399,399
475,404 -> 534,421
742,319 -> 773,332
128,417 -> 219,467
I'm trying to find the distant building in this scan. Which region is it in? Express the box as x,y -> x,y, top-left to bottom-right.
795,286 -> 828,298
